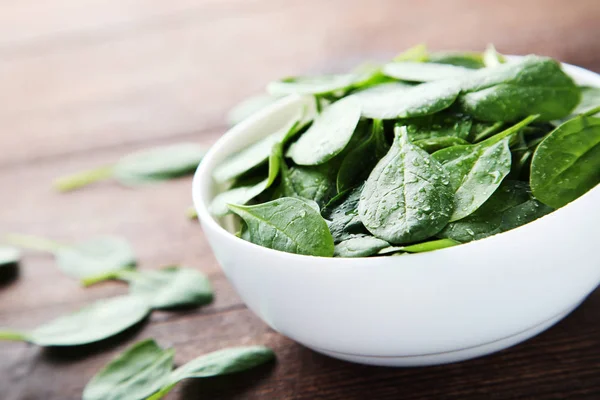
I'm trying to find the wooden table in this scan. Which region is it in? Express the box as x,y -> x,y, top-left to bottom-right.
2,1 -> 600,398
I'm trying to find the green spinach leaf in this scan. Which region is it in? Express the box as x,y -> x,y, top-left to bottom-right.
0,295 -> 150,346
4,234 -> 136,282
530,114 -> 600,208
377,238 -> 460,255
229,197 -> 335,256
428,51 -> 485,69
334,234 -> 389,257
358,126 -> 454,244
402,112 -> 473,141
571,86 -> 600,116
432,116 -> 537,221
458,56 -> 580,121
287,97 -> 361,165
438,180 -> 552,242
357,79 -> 462,120
54,144 -> 206,191
148,346 -> 275,400
83,339 -> 174,400
413,137 -> 469,153
337,119 -> 390,192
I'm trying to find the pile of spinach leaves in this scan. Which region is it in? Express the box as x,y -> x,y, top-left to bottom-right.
214,46 -> 599,257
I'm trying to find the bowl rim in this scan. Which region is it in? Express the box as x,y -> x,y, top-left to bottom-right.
192,57 -> 600,264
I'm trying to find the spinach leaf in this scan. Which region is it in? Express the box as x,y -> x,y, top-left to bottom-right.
458,56 -> 580,121
287,97 -> 361,165
0,246 -> 20,269
54,144 -> 206,191
334,234 -> 390,257
438,180 -> 552,242
4,234 -> 136,282
413,137 -> 469,153
337,119 -> 390,192
267,68 -> 378,96
357,79 -> 462,120
530,114 -> 600,208
83,339 -> 174,400
482,44 -> 505,67
227,93 -> 282,126
402,112 -> 473,141
571,86 -> 600,116
432,116 -> 537,221
211,178 -> 269,217
428,51 -> 485,69
358,127 -> 454,244
148,346 -> 275,400
213,116 -> 301,184
383,61 -> 473,82
281,163 -> 338,209
378,238 -> 460,255
83,267 -> 213,310
322,186 -> 365,243
0,295 -> 150,346
229,197 -> 335,256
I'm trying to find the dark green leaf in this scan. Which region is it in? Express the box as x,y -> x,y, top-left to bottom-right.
322,186 -> 365,243
0,295 -> 150,346
433,116 -> 537,221
337,119 -> 390,192
438,181 -> 552,242
383,61 -> 473,82
458,56 -> 580,121
83,339 -> 174,400
357,79 -> 462,120
530,114 -> 600,208
148,346 -> 275,400
287,97 -> 361,165
402,112 -> 473,141
229,197 -> 335,256
282,162 -> 339,209
358,127 -> 454,244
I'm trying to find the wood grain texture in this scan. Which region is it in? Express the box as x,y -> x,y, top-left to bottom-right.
1,1 -> 600,399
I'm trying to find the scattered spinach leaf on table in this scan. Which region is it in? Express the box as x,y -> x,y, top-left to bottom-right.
54,143 -> 206,191
0,295 -> 150,346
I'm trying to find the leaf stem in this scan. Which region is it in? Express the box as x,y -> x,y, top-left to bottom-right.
81,268 -> 137,287
0,329 -> 27,342
53,165 -> 114,192
472,121 -> 504,142
3,233 -> 63,253
481,115 -> 538,146
582,105 -> 600,117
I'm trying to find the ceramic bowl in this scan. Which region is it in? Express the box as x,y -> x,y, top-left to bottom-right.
192,59 -> 600,366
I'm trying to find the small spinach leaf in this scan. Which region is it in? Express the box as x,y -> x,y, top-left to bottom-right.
383,61 -> 473,82
402,112 -> 473,141
4,234 -> 136,282
148,346 -> 275,400
433,116 -> 537,221
530,114 -> 600,208
0,295 -> 150,346
54,144 -> 206,191
282,163 -> 339,209
358,127 -> 454,244
438,181 -> 552,242
287,97 -> 361,165
83,339 -> 174,400
337,119 -> 390,192
357,79 -> 462,120
229,197 -> 335,256
334,234 -> 389,257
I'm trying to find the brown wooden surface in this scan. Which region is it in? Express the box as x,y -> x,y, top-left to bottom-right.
1,1 -> 600,399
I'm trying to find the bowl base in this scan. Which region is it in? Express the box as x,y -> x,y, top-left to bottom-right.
302,303 -> 578,367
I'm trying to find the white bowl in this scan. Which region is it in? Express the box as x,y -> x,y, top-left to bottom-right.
192,59 -> 600,366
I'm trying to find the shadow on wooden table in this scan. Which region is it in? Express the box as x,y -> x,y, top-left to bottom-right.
177,361 -> 277,399
40,317 -> 150,363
